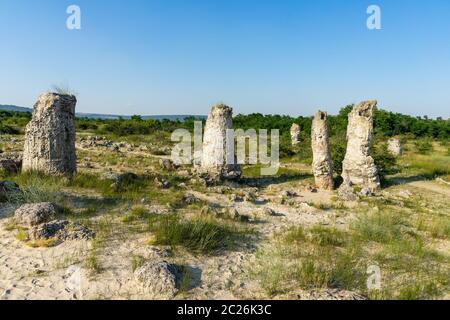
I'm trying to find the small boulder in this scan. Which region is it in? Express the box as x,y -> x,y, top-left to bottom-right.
183,193 -> 200,205
14,202 -> 57,226
337,184 -> 359,202
159,159 -> 178,171
134,261 -> 180,299
27,220 -> 95,241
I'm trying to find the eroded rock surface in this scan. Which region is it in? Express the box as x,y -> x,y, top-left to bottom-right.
388,138 -> 403,156
200,104 -> 241,181
0,152 -> 22,174
22,92 -> 77,175
311,111 -> 334,190
290,123 -> 301,145
341,101 -> 380,194
134,261 -> 180,299
14,202 -> 57,227
27,220 -> 95,241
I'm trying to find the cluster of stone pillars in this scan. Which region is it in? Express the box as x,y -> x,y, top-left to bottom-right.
310,100 -> 381,193
20,91 -> 383,196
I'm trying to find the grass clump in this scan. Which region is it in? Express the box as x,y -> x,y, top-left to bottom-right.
351,211 -> 411,243
147,214 -> 246,255
252,226 -> 366,296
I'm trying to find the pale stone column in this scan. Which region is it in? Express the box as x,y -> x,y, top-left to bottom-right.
23,92 -> 77,175
201,104 -> 240,180
290,123 -> 301,145
311,111 -> 334,190
341,100 -> 380,193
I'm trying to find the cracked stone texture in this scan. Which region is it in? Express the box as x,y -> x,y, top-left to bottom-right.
14,202 -> 57,227
134,261 -> 180,299
311,111 -> 334,190
290,123 -> 301,145
341,100 -> 380,192
22,92 -> 77,175
388,138 -> 403,156
200,104 -> 241,180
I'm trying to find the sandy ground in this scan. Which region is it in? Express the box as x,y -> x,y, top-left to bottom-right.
1,154 -> 448,300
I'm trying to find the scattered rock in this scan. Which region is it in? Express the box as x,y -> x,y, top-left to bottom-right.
337,184 -> 359,202
244,191 -> 257,203
281,190 -> 297,198
103,172 -> 138,190
183,192 -> 200,205
14,202 -> 58,227
262,207 -> 277,216
134,261 -> 180,299
159,159 -> 178,171
27,220 -> 95,241
154,177 -> 171,189
230,194 -> 244,202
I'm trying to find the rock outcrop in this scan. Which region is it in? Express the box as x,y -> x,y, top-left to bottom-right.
200,104 -> 241,181
290,123 -> 301,145
27,220 -> 95,241
388,138 -> 403,156
134,261 -> 180,299
340,101 -> 380,194
311,111 -> 334,190
22,92 -> 77,175
14,202 -> 58,226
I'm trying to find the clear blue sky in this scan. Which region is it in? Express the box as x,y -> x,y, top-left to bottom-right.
1,0 -> 449,118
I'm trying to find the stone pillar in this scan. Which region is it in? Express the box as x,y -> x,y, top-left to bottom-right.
22,92 -> 77,175
387,138 -> 402,156
201,104 -> 240,181
341,100 -> 380,193
311,111 -> 334,190
290,123 -> 301,145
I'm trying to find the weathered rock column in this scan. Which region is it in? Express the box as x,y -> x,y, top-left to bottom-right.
200,104 -> 240,181
388,138 -> 403,156
340,100 -> 380,193
290,123 -> 301,145
22,92 -> 77,175
311,111 -> 334,190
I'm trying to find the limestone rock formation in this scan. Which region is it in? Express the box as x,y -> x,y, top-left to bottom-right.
27,220 -> 95,241
200,104 -> 241,181
134,261 -> 180,299
14,202 -> 58,227
340,101 -> 380,193
22,92 -> 77,175
290,123 -> 301,145
388,138 -> 403,156
311,111 -> 334,190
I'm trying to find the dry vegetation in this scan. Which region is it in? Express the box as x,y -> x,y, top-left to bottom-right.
0,113 -> 449,300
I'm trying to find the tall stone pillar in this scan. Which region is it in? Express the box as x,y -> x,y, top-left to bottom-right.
201,104 -> 240,181
23,92 -> 77,175
290,123 -> 301,145
341,100 -> 380,193
311,111 -> 334,190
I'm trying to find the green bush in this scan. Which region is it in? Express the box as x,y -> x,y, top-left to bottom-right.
148,214 -> 245,255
